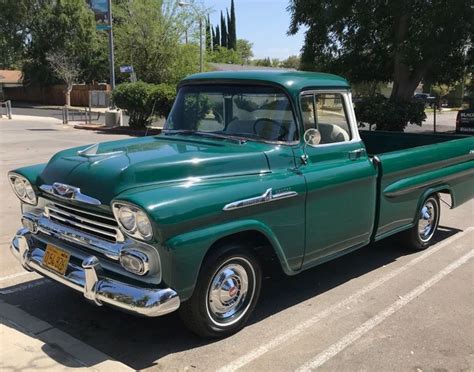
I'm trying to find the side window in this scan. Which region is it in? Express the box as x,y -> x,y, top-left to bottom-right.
315,93 -> 352,144
301,94 -> 316,131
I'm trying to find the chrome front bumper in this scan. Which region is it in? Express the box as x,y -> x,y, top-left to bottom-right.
10,228 -> 180,317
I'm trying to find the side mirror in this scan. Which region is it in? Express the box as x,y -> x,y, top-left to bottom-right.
301,128 -> 321,165
304,128 -> 321,147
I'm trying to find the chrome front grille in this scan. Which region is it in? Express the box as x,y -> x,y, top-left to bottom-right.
44,202 -> 123,243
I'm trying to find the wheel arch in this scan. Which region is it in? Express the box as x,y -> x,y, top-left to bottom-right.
413,185 -> 451,224
164,219 -> 296,301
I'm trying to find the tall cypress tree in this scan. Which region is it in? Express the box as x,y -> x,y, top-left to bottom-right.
211,23 -> 216,50
214,25 -> 221,49
226,9 -> 231,49
229,0 -> 237,50
220,11 -> 227,48
206,15 -> 212,51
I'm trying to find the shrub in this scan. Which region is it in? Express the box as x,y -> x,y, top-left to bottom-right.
112,81 -> 176,129
354,95 -> 426,131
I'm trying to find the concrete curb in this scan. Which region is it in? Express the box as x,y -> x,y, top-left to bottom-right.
0,300 -> 134,371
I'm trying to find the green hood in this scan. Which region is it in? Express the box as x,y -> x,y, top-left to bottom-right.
38,135 -> 271,205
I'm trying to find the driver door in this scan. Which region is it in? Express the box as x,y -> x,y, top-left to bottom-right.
299,91 -> 377,267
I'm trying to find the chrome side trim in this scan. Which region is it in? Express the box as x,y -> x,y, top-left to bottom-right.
223,188 -> 298,211
40,183 -> 101,206
10,230 -> 180,317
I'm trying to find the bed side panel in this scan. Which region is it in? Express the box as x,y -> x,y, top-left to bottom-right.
375,137 -> 474,239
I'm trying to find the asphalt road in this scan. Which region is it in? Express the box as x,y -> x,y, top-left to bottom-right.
0,115 -> 473,371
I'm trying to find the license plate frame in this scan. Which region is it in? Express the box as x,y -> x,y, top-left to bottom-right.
42,244 -> 71,275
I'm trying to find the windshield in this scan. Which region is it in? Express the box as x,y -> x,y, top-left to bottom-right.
164,85 -> 299,143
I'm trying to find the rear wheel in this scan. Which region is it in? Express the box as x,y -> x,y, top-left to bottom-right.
403,194 -> 440,250
179,244 -> 262,338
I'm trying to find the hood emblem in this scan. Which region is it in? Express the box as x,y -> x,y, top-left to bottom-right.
53,183 -> 77,198
40,183 -> 101,205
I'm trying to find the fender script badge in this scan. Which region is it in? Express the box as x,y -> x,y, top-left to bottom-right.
223,188 -> 297,211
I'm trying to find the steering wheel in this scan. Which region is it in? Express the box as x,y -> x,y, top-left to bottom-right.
253,118 -> 288,141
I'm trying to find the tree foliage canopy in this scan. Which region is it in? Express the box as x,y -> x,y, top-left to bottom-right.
1,0 -> 105,85
114,0 -> 201,84
288,0 -> 473,100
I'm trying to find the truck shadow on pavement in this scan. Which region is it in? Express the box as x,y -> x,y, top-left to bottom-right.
0,226 -> 461,370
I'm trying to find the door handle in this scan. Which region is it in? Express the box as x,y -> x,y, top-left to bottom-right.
348,148 -> 365,160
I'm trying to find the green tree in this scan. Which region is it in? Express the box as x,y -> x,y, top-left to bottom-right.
114,0 -> 202,84
2,0 -> 104,85
288,0 -> 473,101
281,55 -> 300,69
236,39 -> 253,62
431,83 -> 456,100
206,15 -> 212,51
228,0 -> 237,50
253,57 -> 272,67
0,0 -> 32,69
208,46 -> 242,64
220,11 -> 228,48
214,25 -> 221,49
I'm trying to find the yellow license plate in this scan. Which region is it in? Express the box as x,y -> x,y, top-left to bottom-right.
43,244 -> 70,275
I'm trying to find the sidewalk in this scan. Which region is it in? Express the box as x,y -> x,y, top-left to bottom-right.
0,300 -> 133,371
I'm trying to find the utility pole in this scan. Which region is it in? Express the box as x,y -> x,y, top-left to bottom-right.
107,0 -> 116,90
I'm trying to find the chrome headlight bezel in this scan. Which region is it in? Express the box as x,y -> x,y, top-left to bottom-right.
8,173 -> 38,205
112,201 -> 154,241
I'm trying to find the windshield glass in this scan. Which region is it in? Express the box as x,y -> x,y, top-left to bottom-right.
164,85 -> 299,142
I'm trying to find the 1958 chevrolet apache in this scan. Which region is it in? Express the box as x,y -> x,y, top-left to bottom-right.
8,71 -> 474,337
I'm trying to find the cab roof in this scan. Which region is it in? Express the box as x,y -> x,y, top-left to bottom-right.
181,70 -> 350,94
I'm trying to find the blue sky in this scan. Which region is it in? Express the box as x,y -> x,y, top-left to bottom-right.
204,0 -> 305,60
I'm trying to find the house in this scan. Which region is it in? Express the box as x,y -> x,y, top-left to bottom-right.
0,70 -> 23,100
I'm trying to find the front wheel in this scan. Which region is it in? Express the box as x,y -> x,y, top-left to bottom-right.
403,194 -> 441,251
179,245 -> 262,338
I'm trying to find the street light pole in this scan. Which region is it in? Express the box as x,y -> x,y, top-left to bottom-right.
178,1 -> 204,73
107,0 -> 116,90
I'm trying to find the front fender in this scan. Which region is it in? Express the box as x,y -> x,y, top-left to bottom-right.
162,219 -> 298,301
9,163 -> 47,186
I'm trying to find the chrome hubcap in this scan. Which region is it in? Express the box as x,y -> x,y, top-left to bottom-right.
418,199 -> 437,242
207,260 -> 254,326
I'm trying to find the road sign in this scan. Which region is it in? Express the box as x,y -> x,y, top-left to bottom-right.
96,24 -> 111,31
120,66 -> 134,73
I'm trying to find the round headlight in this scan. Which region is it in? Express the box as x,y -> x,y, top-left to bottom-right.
136,211 -> 152,238
14,178 -> 27,198
112,202 -> 154,241
9,174 -> 37,205
119,207 -> 136,231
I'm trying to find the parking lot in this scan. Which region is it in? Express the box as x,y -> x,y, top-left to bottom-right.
1,114 -> 473,371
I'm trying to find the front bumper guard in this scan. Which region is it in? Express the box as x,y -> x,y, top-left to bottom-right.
10,228 -> 180,317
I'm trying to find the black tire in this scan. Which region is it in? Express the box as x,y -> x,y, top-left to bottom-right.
179,244 -> 262,338
402,194 -> 441,251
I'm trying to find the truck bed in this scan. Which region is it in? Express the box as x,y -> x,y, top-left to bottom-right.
359,131 -> 474,240
360,131 -> 466,155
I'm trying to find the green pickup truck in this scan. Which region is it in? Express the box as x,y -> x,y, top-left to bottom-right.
8,71 -> 474,338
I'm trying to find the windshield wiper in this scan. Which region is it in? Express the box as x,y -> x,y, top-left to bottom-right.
163,130 -> 247,144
